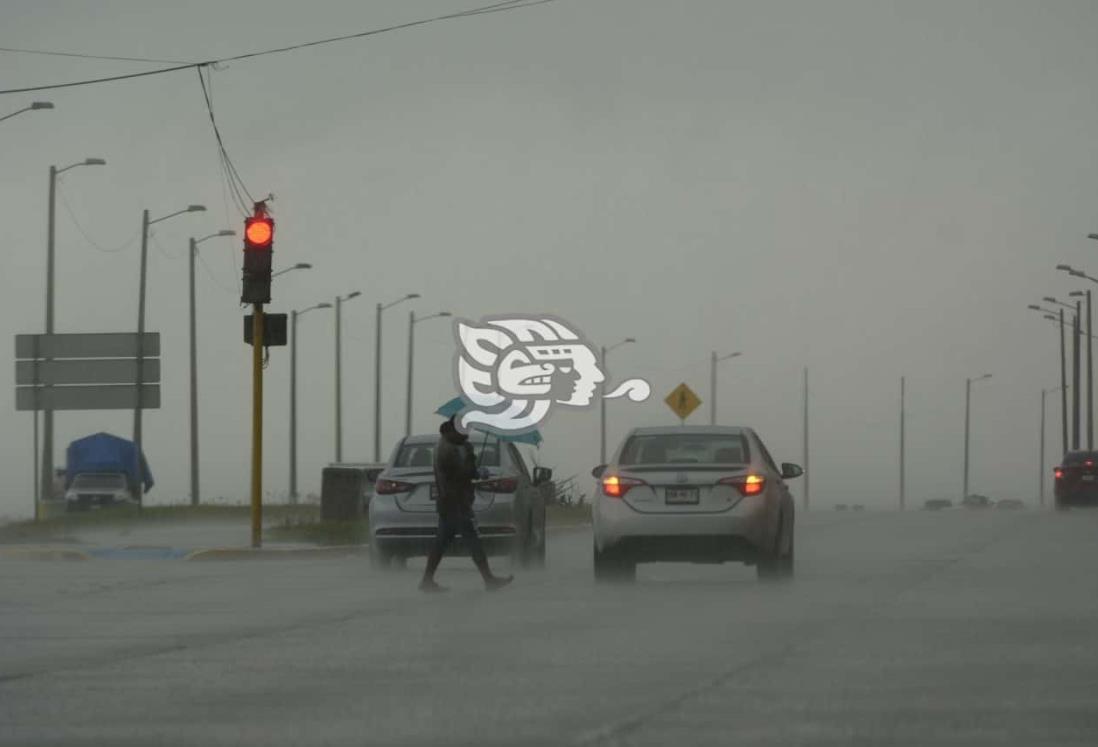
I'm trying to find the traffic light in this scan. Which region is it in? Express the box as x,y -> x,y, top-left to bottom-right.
241,210 -> 274,305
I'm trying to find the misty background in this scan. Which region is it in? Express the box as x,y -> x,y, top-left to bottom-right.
2,0 -> 1097,520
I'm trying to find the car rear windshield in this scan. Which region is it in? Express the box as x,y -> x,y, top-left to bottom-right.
72,474 -> 126,489
619,434 -> 750,465
1063,451 -> 1098,465
392,438 -> 501,469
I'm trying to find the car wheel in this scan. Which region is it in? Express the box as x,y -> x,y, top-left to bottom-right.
369,542 -> 392,570
757,515 -> 792,583
594,540 -> 635,584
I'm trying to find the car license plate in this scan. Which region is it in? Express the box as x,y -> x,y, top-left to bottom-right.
665,487 -> 699,505
429,485 -> 439,500
1083,474 -> 1095,482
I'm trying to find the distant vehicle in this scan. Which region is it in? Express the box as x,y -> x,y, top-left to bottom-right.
961,494 -> 993,510
64,433 -> 153,511
1053,450 -> 1098,508
592,425 -> 800,583
996,498 -> 1025,510
923,498 -> 953,511
323,462 -> 385,511
835,504 -> 849,511
367,432 -> 550,569
851,504 -> 865,512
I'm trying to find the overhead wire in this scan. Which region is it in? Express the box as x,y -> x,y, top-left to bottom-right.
57,182 -> 140,254
0,0 -> 558,95
0,45 -> 192,65
198,66 -> 253,215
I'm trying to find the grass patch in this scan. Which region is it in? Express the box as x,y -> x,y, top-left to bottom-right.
0,503 -> 321,544
267,517 -> 370,546
547,502 -> 592,526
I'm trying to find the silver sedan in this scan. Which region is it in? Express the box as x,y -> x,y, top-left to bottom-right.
368,433 -> 551,569
592,425 -> 801,583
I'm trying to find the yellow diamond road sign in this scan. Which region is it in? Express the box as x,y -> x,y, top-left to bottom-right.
665,382 -> 701,421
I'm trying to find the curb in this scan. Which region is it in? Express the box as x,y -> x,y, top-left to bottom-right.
185,545 -> 370,561
0,546 -> 91,561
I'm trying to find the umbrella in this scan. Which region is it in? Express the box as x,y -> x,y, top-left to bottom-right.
434,396 -> 543,446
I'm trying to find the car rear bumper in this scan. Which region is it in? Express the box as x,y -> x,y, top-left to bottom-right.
368,495 -> 519,557
1055,489 -> 1098,506
594,493 -> 772,556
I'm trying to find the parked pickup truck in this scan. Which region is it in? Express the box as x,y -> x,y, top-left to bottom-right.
64,432 -> 154,511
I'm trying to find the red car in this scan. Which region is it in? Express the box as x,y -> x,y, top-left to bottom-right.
1053,451 -> 1098,508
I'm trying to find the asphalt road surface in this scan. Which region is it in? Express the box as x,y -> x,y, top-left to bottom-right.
3,509 -> 1098,746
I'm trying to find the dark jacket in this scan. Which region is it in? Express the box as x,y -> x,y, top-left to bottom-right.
434,418 -> 477,514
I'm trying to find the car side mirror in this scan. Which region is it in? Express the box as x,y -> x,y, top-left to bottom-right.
592,464 -> 607,479
532,466 -> 553,485
781,463 -> 803,480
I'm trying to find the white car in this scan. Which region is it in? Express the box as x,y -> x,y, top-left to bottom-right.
592,425 -> 800,583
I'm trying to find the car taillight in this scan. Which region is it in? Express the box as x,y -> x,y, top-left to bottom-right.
477,477 -> 517,494
602,475 -> 646,498
718,474 -> 766,496
375,479 -> 415,495
1054,468 -> 1064,480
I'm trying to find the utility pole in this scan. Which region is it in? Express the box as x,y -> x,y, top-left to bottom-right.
406,310 -> 415,439
1087,291 -> 1093,450
709,352 -> 717,425
899,375 -> 906,511
336,295 -> 344,462
1073,302 -> 1081,450
1060,309 -> 1069,457
40,166 -> 56,511
188,237 -> 199,506
250,307 -> 264,547
600,345 -> 607,463
290,309 -> 299,501
374,302 -> 382,462
133,208 -> 150,502
964,377 -> 971,500
802,367 -> 809,511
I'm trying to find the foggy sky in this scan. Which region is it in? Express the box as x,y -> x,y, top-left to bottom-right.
2,0 -> 1097,520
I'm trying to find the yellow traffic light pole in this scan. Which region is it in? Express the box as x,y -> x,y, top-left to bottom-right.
251,304 -> 264,548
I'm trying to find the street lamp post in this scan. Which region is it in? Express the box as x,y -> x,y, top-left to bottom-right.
963,373 -> 992,499
406,310 -> 452,438
374,293 -> 420,462
133,204 -> 205,503
290,303 -> 332,502
709,350 -> 742,425
334,291 -> 362,462
900,375 -> 906,511
188,229 -> 235,507
1040,386 -> 1064,507
599,337 -> 636,463
0,101 -> 53,124
39,157 -> 106,510
1070,290 -> 1093,449
1035,307 -> 1071,456
273,262 -> 312,278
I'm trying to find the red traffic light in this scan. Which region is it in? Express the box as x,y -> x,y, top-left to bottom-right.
244,217 -> 273,248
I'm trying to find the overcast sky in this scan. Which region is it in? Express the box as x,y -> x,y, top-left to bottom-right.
2,0 -> 1097,519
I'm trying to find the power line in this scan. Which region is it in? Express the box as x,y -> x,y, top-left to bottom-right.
0,45 -> 192,65
0,0 -> 557,95
57,182 -> 140,254
198,66 -> 253,215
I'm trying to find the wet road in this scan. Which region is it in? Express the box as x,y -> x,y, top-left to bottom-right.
3,509 -> 1098,746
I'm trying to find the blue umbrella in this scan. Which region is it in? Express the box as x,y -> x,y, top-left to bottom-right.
434,396 -> 543,446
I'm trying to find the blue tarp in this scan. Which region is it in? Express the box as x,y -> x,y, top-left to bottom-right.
65,432 -> 154,493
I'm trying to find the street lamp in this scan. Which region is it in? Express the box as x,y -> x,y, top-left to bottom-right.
272,262 -> 312,278
1030,304 -> 1070,455
406,310 -> 452,438
290,302 -> 333,502
375,293 -> 420,461
709,350 -> 742,425
187,229 -> 235,507
963,373 -> 992,500
0,101 -> 53,124
600,337 -> 636,463
334,291 -> 362,462
1069,290 -> 1094,449
133,203 -> 205,496
1040,385 -> 1066,507
38,156 -> 107,511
